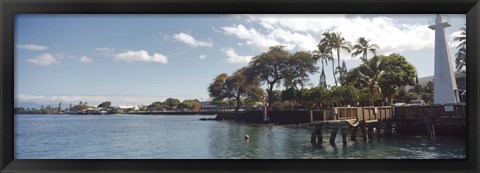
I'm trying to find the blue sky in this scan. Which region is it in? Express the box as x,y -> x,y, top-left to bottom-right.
14,14 -> 466,107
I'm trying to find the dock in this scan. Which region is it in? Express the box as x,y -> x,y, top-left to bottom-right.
309,107 -> 394,146
308,104 -> 466,146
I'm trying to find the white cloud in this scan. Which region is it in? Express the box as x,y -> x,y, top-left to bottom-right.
449,31 -> 464,48
79,56 -> 92,63
95,47 -> 116,56
27,53 -> 61,66
221,24 -> 281,51
199,54 -> 206,59
173,32 -> 213,47
221,48 -> 253,64
96,48 -> 168,64
113,50 -> 168,63
16,44 -> 48,51
221,14 -> 444,59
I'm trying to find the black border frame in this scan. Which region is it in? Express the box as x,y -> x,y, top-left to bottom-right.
1,0 -> 479,172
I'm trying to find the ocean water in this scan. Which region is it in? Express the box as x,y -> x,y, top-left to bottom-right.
14,114 -> 466,159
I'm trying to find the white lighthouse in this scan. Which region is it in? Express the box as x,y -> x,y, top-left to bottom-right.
428,14 -> 459,107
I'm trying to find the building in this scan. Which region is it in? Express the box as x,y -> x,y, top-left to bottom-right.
200,101 -> 218,111
418,72 -> 466,102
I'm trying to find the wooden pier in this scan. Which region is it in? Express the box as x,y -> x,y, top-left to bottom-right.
309,106 -> 394,146
309,104 -> 466,146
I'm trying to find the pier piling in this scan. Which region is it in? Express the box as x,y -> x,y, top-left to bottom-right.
341,128 -> 347,145
426,122 -> 436,140
361,122 -> 367,141
311,131 -> 317,145
316,126 -> 323,145
351,126 -> 358,141
330,128 -> 338,145
367,126 -> 374,140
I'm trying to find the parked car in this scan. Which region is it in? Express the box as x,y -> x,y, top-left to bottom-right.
392,102 -> 406,107
407,100 -> 427,106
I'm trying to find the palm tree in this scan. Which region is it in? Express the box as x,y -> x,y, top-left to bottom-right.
454,26 -> 466,72
318,31 -> 337,86
313,44 -> 332,88
320,32 -> 351,86
356,56 -> 385,106
454,26 -> 466,49
455,46 -> 466,71
351,37 -> 379,62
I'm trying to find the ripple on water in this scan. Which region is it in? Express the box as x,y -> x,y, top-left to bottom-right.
14,114 -> 467,159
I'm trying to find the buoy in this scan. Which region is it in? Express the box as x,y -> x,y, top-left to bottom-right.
244,134 -> 250,139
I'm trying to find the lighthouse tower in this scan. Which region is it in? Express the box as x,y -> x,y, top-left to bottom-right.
428,14 -> 459,106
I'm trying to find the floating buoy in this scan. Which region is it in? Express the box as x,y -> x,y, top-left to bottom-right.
244,134 -> 250,139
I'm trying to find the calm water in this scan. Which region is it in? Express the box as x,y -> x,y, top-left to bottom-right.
14,114 -> 466,159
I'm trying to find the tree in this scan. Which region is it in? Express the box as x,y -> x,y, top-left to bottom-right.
227,67 -> 264,111
98,101 -> 112,109
72,104 -> 88,112
454,26 -> 466,72
147,101 -> 166,111
208,68 -> 264,111
164,98 -> 180,107
338,60 -> 348,85
208,73 -> 229,101
248,46 -> 317,106
355,56 -> 386,106
455,46 -> 466,72
309,86 -> 329,109
377,54 -> 417,104
283,51 -> 318,89
328,86 -> 359,106
248,46 -> 292,106
318,32 -> 337,86
179,99 -> 200,109
281,87 -> 300,109
57,102 -> 62,112
351,37 -> 379,62
319,32 -> 351,86
313,43 -> 333,88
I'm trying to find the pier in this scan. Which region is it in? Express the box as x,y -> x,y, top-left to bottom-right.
309,107 -> 394,146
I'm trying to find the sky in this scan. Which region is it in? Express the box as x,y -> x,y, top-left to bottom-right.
14,14 -> 466,107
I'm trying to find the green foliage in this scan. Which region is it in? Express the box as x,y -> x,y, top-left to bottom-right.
98,101 -> 112,108
177,99 -> 200,109
351,37 -> 379,62
249,46 -> 317,106
164,98 -> 181,107
283,51 -> 318,88
396,87 -> 418,103
72,104 -> 88,112
312,44 -> 332,88
318,32 -> 351,86
454,26 -> 466,72
378,53 -> 417,104
309,86 -> 329,109
208,67 -> 264,111
328,86 -> 359,106
147,101 -> 166,111
354,56 -> 386,105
